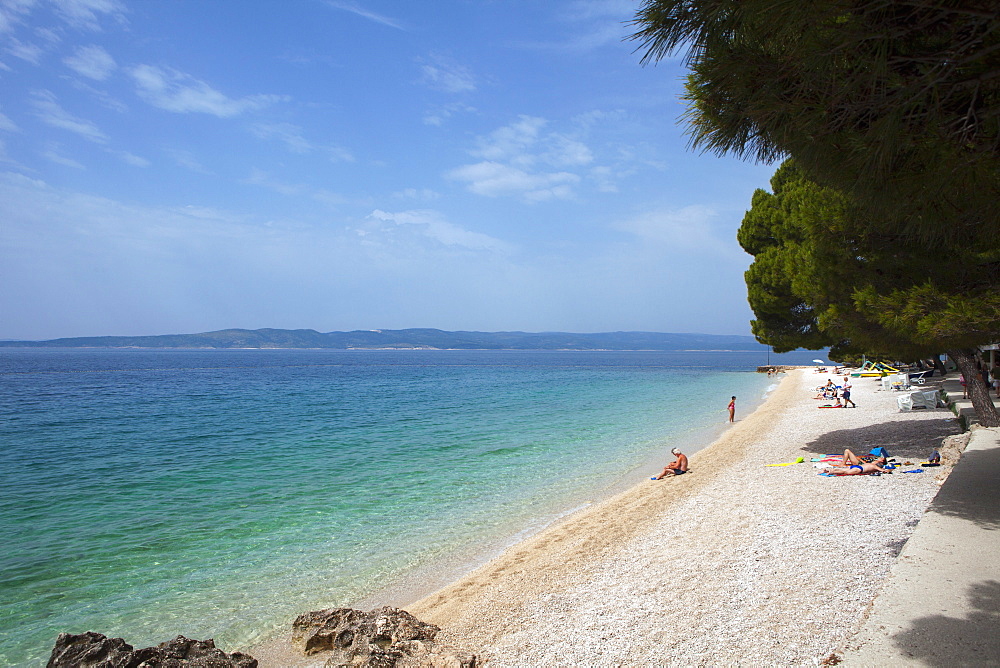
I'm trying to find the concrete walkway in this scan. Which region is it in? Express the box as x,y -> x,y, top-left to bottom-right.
840,375 -> 1000,666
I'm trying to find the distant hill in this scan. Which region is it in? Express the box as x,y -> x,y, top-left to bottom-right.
0,328 -> 768,351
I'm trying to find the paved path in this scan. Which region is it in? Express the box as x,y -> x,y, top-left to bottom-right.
840,374 -> 1000,666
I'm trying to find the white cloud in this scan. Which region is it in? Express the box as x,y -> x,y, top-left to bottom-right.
64,44 -> 116,80
129,65 -> 283,117
541,134 -> 593,167
472,115 -> 546,164
31,89 -> 107,142
368,209 -> 512,252
323,1 -> 404,30
451,116 -> 595,200
418,53 -> 476,93
447,161 -> 579,201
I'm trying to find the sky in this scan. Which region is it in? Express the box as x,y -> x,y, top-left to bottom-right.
0,0 -> 780,340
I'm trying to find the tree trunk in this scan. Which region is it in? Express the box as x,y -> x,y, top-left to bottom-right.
930,357 -> 947,377
948,348 -> 1000,428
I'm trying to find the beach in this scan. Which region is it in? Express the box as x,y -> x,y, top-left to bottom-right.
253,367 -> 962,666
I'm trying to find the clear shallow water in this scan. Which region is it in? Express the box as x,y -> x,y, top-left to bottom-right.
0,348 -> 819,665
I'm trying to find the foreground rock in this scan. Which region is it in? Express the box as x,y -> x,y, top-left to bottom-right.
47,631 -> 257,667
291,606 -> 476,667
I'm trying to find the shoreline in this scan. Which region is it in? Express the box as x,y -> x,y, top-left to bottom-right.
255,367 -> 960,665
351,376 -> 778,613
404,370 -> 802,630
249,371 -> 789,666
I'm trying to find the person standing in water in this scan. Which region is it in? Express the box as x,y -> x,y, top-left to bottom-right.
728,396 -> 736,422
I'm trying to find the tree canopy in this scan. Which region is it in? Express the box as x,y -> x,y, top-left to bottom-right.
629,0 -> 1000,246
741,159 -> 1000,424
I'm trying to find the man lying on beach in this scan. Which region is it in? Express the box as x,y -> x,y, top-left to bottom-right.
655,448 -> 688,479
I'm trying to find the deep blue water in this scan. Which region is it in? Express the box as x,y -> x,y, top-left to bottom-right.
0,347 -> 819,665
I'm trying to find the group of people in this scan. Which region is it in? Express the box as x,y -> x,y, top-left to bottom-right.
814,376 -> 856,408
654,382 -> 879,481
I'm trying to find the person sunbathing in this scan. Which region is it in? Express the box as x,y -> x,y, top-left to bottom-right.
821,461 -> 887,475
841,448 -> 887,466
655,448 -> 688,479
821,448 -> 888,475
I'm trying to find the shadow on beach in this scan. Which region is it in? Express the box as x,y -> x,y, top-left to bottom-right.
889,579 -> 1000,666
798,417 -> 959,461
928,445 -> 1000,531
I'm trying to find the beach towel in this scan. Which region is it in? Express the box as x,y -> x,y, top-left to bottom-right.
766,457 -> 806,467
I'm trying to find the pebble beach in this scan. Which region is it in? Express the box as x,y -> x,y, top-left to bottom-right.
400,368 -> 961,665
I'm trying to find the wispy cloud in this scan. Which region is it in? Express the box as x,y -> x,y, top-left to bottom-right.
245,168 -> 308,197
392,187 -> 439,201
0,110 -> 19,133
31,89 -> 107,142
250,122 -> 313,153
324,1 -> 404,30
1,0 -> 124,37
423,101 -> 476,127
367,209 -> 512,253
612,205 -> 739,256
418,53 -> 476,93
51,0 -> 127,31
129,64 -> 284,117
114,150 -> 149,167
41,142 -> 85,169
64,44 -> 116,80
0,0 -> 36,35
250,121 -> 354,161
471,115 -> 593,168
517,0 -> 634,53
6,36 -> 43,63
165,147 -> 211,174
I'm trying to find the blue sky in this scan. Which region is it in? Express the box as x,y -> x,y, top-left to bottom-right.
0,0 -> 778,340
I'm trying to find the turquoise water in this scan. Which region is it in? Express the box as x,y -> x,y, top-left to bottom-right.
0,348 -> 816,665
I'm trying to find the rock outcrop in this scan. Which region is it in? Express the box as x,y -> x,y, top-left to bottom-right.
47,631 -> 257,667
291,606 -> 476,667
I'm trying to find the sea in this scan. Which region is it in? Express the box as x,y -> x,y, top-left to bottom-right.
0,347 -> 820,666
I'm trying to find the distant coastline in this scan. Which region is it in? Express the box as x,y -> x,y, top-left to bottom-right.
0,328 -> 773,352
